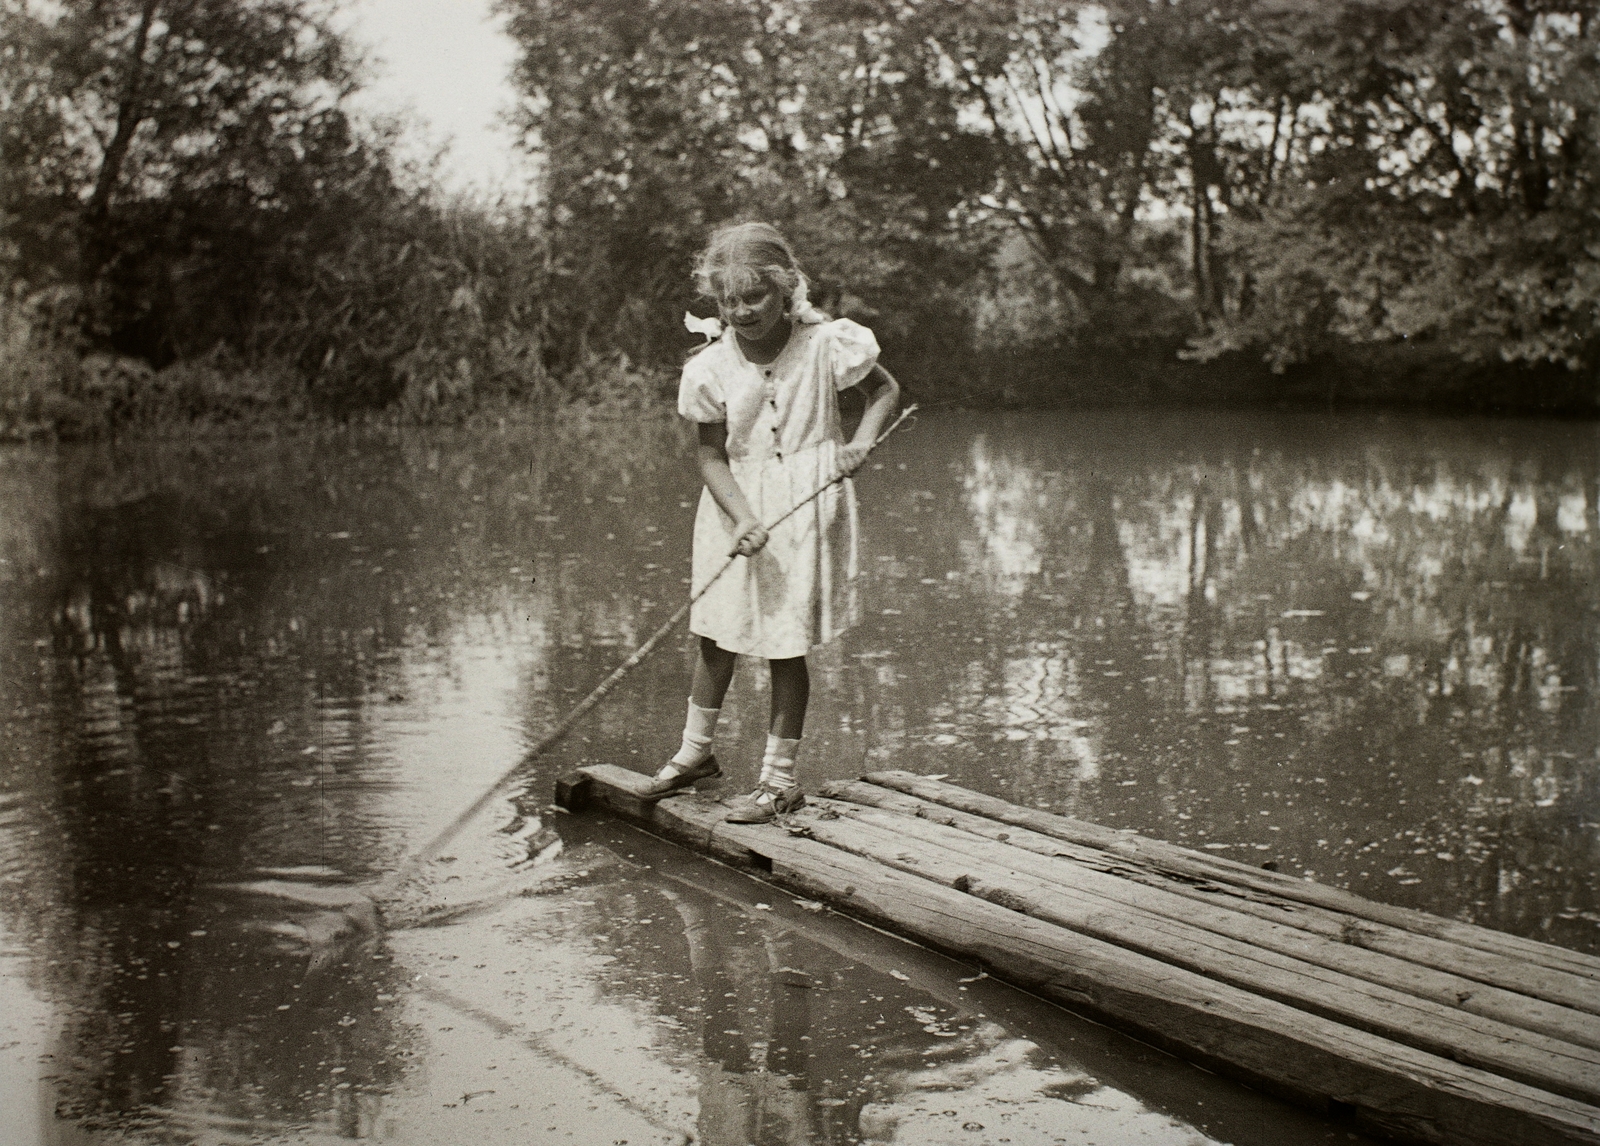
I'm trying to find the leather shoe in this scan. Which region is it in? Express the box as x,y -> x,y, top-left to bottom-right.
723,784 -> 805,824
640,755 -> 721,800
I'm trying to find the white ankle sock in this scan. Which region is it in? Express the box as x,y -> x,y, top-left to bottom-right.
758,734 -> 800,790
666,699 -> 720,773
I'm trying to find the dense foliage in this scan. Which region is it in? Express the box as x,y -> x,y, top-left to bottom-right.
1,0 -> 562,432
508,0 -> 1600,400
2,0 -> 1596,435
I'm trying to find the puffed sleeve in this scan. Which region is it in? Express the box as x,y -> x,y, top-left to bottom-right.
825,318 -> 880,390
677,351 -> 725,423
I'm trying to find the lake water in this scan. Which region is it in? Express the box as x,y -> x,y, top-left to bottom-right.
1,407 -> 1595,1145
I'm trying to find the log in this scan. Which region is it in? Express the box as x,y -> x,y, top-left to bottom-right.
582,812 -> 1351,1146
822,778 -> 1600,1052
573,765 -> 1600,1146
861,770 -> 1600,1003
790,799 -> 1600,1105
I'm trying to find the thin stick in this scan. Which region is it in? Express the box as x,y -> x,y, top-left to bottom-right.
373,404 -> 917,899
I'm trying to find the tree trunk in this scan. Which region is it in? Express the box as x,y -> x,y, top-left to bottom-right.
1190,173 -> 1209,323
85,0 -> 161,268
1517,114 -> 1550,213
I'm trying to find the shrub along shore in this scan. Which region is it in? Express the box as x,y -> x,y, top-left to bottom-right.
5,339 -> 1591,444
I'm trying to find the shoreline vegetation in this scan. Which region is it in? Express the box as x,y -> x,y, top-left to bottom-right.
3,1 -> 1596,442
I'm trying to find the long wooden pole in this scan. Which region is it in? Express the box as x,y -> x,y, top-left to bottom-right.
372,405 -> 917,899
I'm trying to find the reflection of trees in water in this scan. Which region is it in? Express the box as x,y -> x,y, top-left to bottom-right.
4,463 -> 406,1133
0,415 -> 701,1137
910,416 -> 1597,949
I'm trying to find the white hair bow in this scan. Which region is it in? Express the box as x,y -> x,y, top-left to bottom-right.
787,276 -> 829,325
684,312 -> 723,341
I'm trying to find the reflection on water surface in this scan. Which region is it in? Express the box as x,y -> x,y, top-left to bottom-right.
0,408 -> 1593,1143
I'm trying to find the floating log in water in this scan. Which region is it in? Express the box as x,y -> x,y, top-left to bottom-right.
557,765 -> 1600,1146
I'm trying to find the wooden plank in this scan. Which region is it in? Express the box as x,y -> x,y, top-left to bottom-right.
596,813 -> 1371,1146
862,769 -> 1600,982
572,765 -> 1600,1146
554,771 -> 593,810
822,778 -> 1600,1052
787,798 -> 1600,1105
862,770 -> 1600,1002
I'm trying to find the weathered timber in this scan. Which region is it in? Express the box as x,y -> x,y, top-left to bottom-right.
862,770 -> 1600,1003
822,778 -> 1600,1051
788,799 -> 1600,1104
588,813 -> 1347,1146
564,764 -> 1600,1146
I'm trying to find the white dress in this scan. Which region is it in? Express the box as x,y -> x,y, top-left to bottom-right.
678,317 -> 879,659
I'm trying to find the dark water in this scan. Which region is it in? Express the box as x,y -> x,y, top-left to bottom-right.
1,408 -> 1595,1144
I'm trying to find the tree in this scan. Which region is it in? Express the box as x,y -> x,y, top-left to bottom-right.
1180,0 -> 1600,373
887,0 -> 1185,339
1,0 -> 372,359
500,0 -> 991,374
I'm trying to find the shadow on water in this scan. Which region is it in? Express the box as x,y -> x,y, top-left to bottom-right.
0,407 -> 1594,1142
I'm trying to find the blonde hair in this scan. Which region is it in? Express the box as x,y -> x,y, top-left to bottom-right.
692,222 -> 828,323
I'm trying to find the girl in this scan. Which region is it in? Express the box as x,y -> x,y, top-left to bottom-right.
644,222 -> 900,823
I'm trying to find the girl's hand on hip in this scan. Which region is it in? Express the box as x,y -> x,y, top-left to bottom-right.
834,443 -> 870,481
730,520 -> 769,557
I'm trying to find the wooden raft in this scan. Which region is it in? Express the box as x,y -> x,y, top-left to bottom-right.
556,765 -> 1600,1146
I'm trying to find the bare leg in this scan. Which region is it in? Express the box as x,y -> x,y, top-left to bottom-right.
768,656 -> 808,740
691,637 -> 737,710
